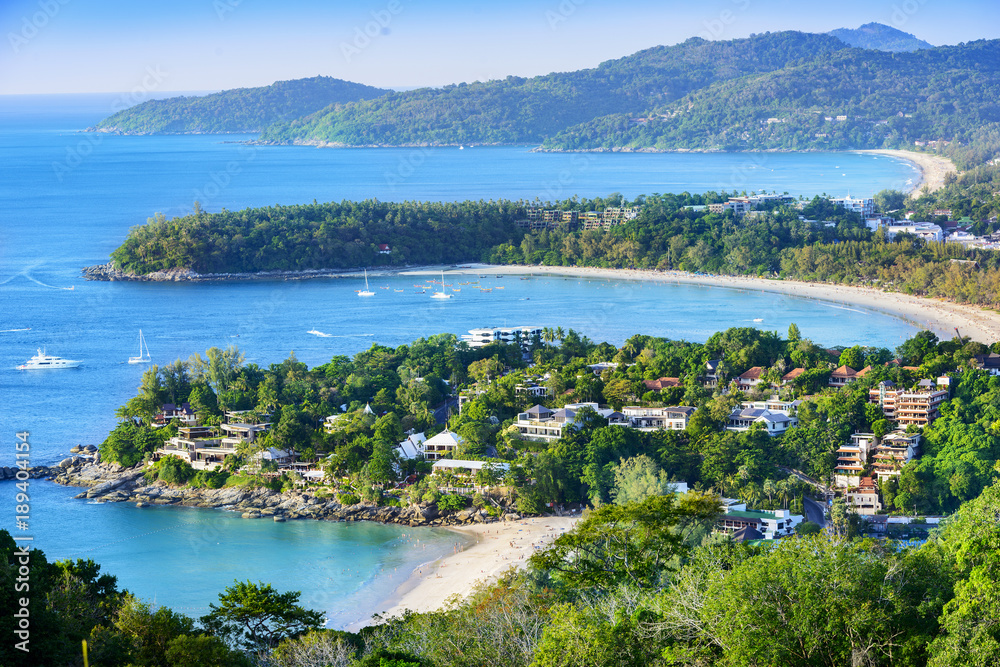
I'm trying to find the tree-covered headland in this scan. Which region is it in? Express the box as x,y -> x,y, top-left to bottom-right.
16,323 -> 1000,666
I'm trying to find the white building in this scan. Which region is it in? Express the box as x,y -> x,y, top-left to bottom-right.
719,505 -> 803,539
514,402 -> 612,443
885,222 -> 944,242
725,407 -> 798,436
422,430 -> 463,461
830,196 -> 875,218
621,406 -> 695,431
397,432 -> 427,459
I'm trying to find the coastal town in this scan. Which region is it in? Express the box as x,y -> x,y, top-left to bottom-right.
27,322 -> 984,555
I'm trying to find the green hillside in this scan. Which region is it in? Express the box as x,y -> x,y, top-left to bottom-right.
257,32 -> 848,145
541,40 -> 1000,151
90,76 -> 390,134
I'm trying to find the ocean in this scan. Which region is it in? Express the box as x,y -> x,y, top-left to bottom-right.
0,93 -> 923,626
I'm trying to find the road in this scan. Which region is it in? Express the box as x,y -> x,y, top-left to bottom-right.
804,496 -> 827,528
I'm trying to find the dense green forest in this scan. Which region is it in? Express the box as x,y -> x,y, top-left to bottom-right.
108,199 -> 524,274
542,40 -> 1000,151
256,32 -> 848,145
91,76 -> 390,134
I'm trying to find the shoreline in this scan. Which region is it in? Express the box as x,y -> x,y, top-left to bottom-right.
82,259 -> 1000,344
853,149 -> 956,194
441,264 -> 1000,344
354,515 -> 579,630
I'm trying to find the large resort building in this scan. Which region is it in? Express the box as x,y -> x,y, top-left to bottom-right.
869,381 -> 948,427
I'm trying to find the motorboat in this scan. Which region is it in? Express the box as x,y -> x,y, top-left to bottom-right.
17,349 -> 81,370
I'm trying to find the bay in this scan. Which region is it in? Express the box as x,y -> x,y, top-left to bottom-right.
0,93 -> 922,626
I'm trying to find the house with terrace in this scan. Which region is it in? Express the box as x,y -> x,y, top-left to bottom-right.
514,402 -> 614,443
833,432 -> 877,488
621,406 -> 695,431
718,504 -> 803,539
846,477 -> 883,515
869,382 -> 948,427
780,368 -> 807,385
736,367 -> 765,391
422,430 -> 463,461
726,407 -> 797,436
154,402 -> 197,426
871,432 -> 921,481
828,365 -> 872,388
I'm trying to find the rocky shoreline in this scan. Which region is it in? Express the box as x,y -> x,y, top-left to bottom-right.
11,458 -> 516,528
81,263 -> 369,283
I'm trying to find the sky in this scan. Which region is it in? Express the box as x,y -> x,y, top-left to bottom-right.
1,0 -> 998,95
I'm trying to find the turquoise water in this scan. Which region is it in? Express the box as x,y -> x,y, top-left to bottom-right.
0,94 -> 923,625
23,484 -> 462,628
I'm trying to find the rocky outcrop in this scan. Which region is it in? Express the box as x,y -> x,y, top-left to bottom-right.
49,460 -> 503,527
82,263 -> 365,283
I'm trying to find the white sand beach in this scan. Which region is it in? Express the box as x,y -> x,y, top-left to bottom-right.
404,264 -> 1000,344
359,516 -> 579,627
855,149 -> 957,193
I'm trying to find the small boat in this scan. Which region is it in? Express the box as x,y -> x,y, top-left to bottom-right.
452,288 -> 461,292
431,270 -> 454,299
307,329 -> 333,337
495,286 -> 504,289
17,348 -> 81,370
358,269 -> 375,297
394,289 -> 404,293
128,329 -> 151,364
753,318 -> 764,322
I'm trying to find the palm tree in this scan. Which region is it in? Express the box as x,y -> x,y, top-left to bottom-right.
763,478 -> 777,508
555,326 -> 565,343
542,327 -> 555,345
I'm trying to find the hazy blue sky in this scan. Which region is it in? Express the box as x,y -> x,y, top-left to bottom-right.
1,0 -> 997,95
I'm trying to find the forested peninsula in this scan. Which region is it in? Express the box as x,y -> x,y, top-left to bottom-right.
90,185 -> 1000,308
89,76 -> 390,135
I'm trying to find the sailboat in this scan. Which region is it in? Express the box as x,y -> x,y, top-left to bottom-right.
431,270 -> 453,299
128,330 -> 151,364
357,269 -> 375,297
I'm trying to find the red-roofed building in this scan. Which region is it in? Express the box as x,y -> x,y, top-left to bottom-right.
643,377 -> 682,391
736,367 -> 765,391
781,368 -> 806,384
846,477 -> 883,515
377,244 -> 391,254
829,365 -> 858,387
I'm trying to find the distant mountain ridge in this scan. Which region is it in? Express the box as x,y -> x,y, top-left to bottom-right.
88,28 -> 998,158
258,31 -> 848,146
828,22 -> 934,52
90,76 -> 390,134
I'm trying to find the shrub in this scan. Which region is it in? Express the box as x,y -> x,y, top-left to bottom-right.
437,494 -> 468,512
157,456 -> 195,485
337,493 -> 361,506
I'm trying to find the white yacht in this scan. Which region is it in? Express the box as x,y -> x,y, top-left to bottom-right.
431,270 -> 453,299
17,349 -> 82,370
358,269 -> 375,297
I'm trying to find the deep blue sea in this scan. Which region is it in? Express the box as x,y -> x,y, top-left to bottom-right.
0,93 -> 923,625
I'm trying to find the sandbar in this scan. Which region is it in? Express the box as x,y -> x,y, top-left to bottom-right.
854,149 -> 956,194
